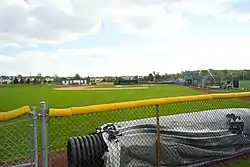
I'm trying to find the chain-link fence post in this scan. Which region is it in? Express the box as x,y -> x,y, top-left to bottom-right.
30,106 -> 38,167
40,101 -> 48,167
155,104 -> 161,167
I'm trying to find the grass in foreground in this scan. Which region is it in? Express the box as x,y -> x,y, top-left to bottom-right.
229,160 -> 250,167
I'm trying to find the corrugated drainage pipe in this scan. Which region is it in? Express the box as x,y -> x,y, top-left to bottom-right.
67,133 -> 107,167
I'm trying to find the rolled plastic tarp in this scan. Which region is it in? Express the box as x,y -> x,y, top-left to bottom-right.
0,105 -> 31,121
102,108 -> 250,167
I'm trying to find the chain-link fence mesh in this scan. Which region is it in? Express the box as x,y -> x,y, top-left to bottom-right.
0,116 -> 33,167
47,97 -> 250,167
48,105 -> 156,166
158,98 -> 250,166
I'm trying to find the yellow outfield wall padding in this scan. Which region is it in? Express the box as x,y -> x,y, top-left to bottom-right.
0,105 -> 31,121
210,92 -> 250,99
49,108 -> 72,117
70,94 -> 212,115
48,92 -> 250,117
0,112 -> 5,121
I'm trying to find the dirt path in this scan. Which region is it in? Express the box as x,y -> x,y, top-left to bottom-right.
184,85 -> 219,93
53,86 -> 148,91
47,151 -> 67,167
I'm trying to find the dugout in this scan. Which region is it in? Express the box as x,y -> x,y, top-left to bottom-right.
114,79 -> 139,85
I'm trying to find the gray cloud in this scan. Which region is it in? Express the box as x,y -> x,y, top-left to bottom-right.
0,0 -> 246,49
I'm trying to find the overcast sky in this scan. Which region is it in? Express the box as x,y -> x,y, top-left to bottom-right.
0,0 -> 250,77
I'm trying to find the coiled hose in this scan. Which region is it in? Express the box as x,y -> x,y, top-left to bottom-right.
67,133 -> 107,167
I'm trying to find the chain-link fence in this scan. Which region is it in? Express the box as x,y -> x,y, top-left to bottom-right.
48,105 -> 157,166
1,93 -> 250,167
0,106 -> 38,167
46,93 -> 250,167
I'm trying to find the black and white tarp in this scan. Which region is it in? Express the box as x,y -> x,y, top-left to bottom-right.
96,108 -> 250,167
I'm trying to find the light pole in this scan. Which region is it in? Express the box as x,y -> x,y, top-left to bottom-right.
242,70 -> 245,80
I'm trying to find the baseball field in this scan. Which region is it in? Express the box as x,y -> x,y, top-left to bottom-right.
0,84 -> 203,111
1,83 -> 250,166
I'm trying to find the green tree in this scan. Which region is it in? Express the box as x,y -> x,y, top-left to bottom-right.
43,79 -> 48,84
143,76 -> 148,81
19,77 -> 24,84
53,74 -> 61,84
86,76 -> 90,84
36,73 -> 43,84
33,78 -> 37,84
74,73 -> 81,80
163,73 -> 171,80
26,78 -> 31,84
17,74 -> 22,79
155,72 -> 161,80
13,77 -> 19,84
148,73 -> 154,81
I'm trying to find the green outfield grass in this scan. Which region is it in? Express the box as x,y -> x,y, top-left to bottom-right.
240,80 -> 250,90
0,84 -> 202,112
0,84 -> 250,166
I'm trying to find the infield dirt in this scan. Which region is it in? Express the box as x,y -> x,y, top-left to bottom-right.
53,86 -> 149,91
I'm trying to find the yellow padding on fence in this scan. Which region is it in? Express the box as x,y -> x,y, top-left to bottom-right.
48,92 -> 250,117
49,108 -> 72,117
0,106 -> 31,121
71,94 -> 211,115
210,92 -> 250,99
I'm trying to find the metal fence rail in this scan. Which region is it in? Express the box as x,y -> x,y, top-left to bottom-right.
1,92 -> 250,167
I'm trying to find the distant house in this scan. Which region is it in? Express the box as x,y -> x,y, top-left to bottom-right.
0,76 -> 13,84
89,76 -> 112,83
22,76 -> 39,83
44,77 -> 54,83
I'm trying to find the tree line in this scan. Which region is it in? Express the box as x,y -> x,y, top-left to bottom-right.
143,70 -> 250,81
11,77 -> 52,84
2,69 -> 250,85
